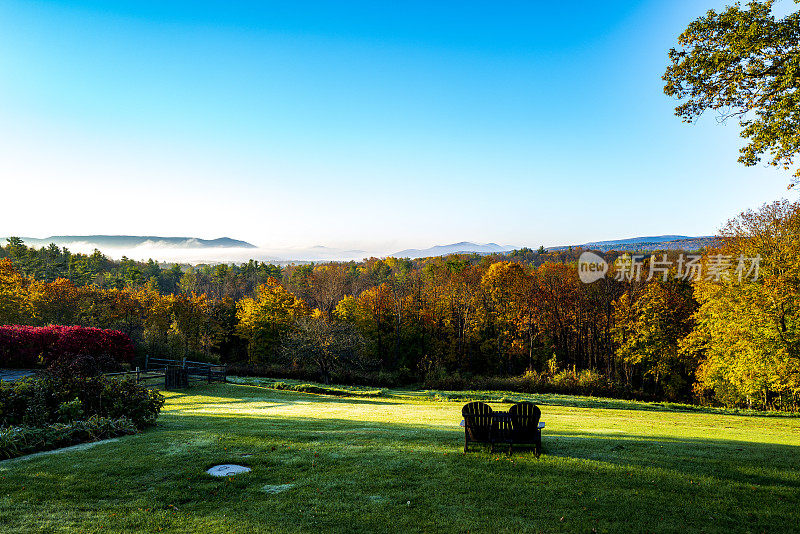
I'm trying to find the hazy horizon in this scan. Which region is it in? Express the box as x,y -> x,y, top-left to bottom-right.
4,233 -> 716,265
3,235 -> 513,263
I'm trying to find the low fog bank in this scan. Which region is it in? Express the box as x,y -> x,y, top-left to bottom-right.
46,241 -> 380,264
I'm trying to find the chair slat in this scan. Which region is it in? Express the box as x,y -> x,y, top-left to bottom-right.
462,402 -> 494,450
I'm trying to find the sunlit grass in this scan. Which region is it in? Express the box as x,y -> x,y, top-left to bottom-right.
1,382 -> 799,533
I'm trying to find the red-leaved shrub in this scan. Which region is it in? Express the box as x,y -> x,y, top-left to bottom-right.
0,325 -> 134,372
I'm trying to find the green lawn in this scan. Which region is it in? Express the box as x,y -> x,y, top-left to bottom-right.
1,381 -> 799,533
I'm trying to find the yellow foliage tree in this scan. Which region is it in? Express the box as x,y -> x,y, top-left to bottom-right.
683,200 -> 800,409
236,279 -> 308,362
0,259 -> 32,324
28,277 -> 82,326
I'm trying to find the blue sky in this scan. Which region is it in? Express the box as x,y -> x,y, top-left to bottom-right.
0,1 -> 795,254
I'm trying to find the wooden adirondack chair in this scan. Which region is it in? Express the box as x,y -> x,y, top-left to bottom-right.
462,402 -> 494,452
508,401 -> 542,456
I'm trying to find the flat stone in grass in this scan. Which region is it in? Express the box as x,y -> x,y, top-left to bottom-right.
207,464 -> 251,477
261,484 -> 294,494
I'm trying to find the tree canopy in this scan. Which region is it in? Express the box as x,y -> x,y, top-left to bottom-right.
663,0 -> 800,182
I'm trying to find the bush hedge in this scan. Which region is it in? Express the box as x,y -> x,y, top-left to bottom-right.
0,373 -> 165,429
0,325 -> 134,372
225,361 -> 416,388
422,369 -> 657,402
0,416 -> 137,460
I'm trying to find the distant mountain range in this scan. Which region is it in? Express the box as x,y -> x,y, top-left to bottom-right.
389,236 -> 717,259
3,235 -> 719,263
392,242 -> 516,259
547,235 -> 718,253
11,235 -> 256,249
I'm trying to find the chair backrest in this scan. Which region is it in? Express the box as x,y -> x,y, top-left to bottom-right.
462,402 -> 493,442
508,402 -> 541,440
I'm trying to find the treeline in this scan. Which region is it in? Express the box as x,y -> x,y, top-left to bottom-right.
0,238 -> 572,300
2,200 -> 798,410
0,237 -> 283,297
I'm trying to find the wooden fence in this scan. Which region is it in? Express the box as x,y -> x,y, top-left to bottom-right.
104,358 -> 226,390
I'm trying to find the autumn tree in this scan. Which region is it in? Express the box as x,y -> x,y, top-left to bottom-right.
310,264 -> 350,318
533,262 -> 580,368
0,259 -> 32,324
136,286 -> 174,356
480,261 -> 537,374
664,0 -> 800,182
683,199 -> 800,408
84,287 -> 146,337
204,298 -> 242,361
236,279 -> 309,362
281,315 -> 367,384
335,284 -> 394,364
28,277 -> 83,326
613,279 -> 696,398
171,292 -> 209,358
430,258 -> 482,372
383,257 -> 417,369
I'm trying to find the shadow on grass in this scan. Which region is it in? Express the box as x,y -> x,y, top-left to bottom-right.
4,389 -> 800,534
543,431 -> 800,489
154,390 -> 800,491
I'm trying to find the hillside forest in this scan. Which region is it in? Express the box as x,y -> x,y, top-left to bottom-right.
1,200 -> 798,411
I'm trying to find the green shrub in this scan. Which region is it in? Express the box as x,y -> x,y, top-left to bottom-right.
422,369 -> 652,401
0,374 -> 165,429
57,398 -> 84,423
225,362 -> 416,388
22,380 -> 50,427
0,416 -> 137,460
